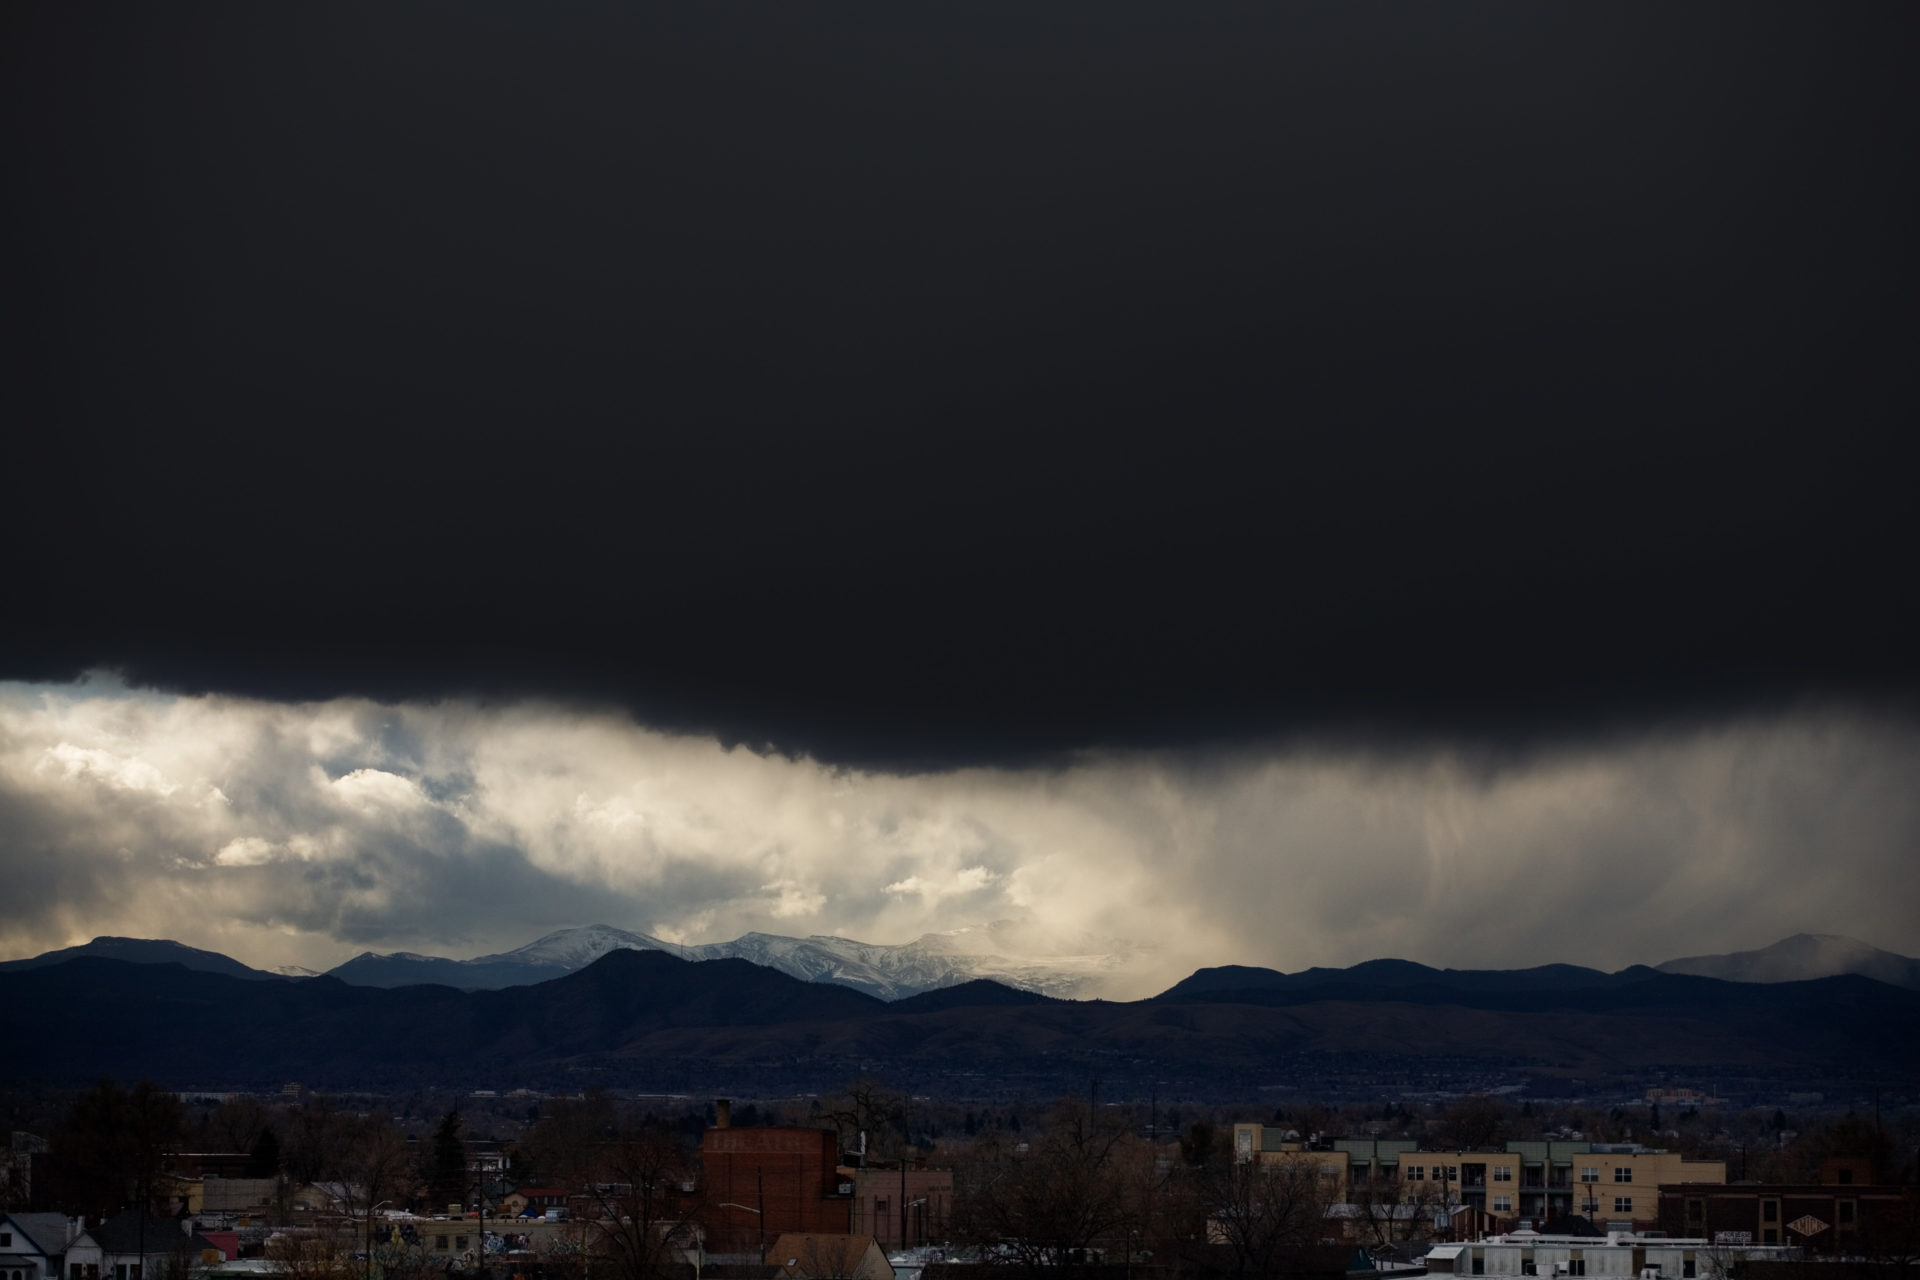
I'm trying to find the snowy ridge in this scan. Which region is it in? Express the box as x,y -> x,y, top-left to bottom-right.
474,924 -> 694,969
1656,933 -> 1920,990
327,921 -> 1147,999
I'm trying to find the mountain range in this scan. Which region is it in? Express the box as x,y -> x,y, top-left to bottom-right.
2,946 -> 1915,1096
323,921 -> 1145,999
5,928 -> 1916,1002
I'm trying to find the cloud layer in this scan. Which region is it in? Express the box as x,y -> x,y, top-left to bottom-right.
3,678 -> 1914,994
6,5 -> 1916,766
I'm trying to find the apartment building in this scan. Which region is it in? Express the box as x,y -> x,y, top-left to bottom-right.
1231,1127 -> 1724,1229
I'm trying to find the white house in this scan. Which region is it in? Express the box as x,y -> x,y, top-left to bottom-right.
62,1213 -> 223,1280
0,1214 -> 81,1280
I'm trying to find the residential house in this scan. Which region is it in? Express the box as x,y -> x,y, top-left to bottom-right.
0,1214 -> 78,1280
764,1234 -> 892,1280
501,1187 -> 569,1219
63,1213 -> 225,1280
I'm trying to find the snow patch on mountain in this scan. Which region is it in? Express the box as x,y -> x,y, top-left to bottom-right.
326,920 -> 1150,999
474,924 -> 694,969
1657,933 -> 1920,989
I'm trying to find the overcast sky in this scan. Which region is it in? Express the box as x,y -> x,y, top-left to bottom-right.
3,5 -> 1915,987
4,678 -> 1915,991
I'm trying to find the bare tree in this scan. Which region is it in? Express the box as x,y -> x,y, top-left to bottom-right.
519,1090 -> 618,1188
201,1097 -> 273,1155
953,1099 -> 1139,1271
827,1080 -> 910,1165
1433,1098 -> 1508,1152
331,1117 -> 418,1280
1343,1171 -> 1444,1252
1203,1156 -> 1332,1278
574,1115 -> 703,1280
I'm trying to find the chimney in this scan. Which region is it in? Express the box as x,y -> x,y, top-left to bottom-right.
716,1098 -> 731,1129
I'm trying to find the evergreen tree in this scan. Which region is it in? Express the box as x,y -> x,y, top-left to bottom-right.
429,1111 -> 468,1210
247,1127 -> 282,1178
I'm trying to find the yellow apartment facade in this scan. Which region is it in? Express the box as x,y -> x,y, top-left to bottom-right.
1231,1127 -> 1724,1229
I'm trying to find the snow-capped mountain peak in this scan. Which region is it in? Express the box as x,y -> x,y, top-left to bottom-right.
323,921 -> 1148,1000
474,924 -> 691,969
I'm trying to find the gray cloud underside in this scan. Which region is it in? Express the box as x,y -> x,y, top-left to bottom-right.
1,679 -> 1915,995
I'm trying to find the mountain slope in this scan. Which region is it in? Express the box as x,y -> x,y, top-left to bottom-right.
3,952 -> 1916,1092
1656,933 -> 1920,990
0,936 -> 279,981
1161,960 -> 1646,1000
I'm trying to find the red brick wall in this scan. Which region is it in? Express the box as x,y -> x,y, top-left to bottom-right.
701,1128 -> 850,1253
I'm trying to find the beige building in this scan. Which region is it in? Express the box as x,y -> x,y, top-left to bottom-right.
765,1233 -> 893,1280
848,1168 -> 951,1249
1231,1128 -> 1724,1229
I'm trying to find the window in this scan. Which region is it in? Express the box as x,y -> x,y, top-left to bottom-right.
435,1236 -> 449,1251
1762,1201 -> 1779,1223
1568,1260 -> 1586,1276
1,1234 -> 11,1247
455,1238 -> 467,1251
1494,1166 -> 1513,1182
1614,1167 -> 1633,1183
876,1198 -> 890,1215
1494,1197 -> 1513,1213
1448,1166 -> 1459,1182
1838,1201 -> 1855,1226
1614,1198 -> 1632,1214
1686,1199 -> 1705,1227
1407,1166 -> 1425,1182
1837,1169 -> 1853,1185
1580,1168 -> 1598,1183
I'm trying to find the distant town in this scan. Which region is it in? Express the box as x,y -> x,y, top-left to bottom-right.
1,929 -> 1915,1280
2,1080 -> 1913,1280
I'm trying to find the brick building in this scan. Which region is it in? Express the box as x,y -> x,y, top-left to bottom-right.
1657,1176 -> 1918,1255
701,1102 -> 854,1255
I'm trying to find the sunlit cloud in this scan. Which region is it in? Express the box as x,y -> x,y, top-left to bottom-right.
0,675 -> 1915,995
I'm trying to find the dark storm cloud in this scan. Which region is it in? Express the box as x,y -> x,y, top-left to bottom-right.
4,3 -> 1916,764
